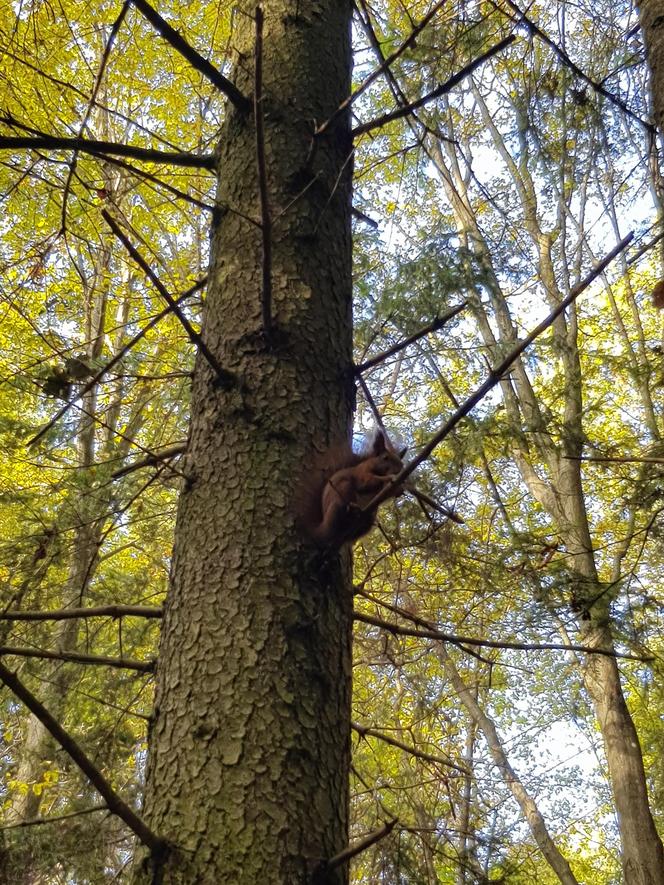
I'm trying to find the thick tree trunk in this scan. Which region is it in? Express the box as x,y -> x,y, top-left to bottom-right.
138,4 -> 354,883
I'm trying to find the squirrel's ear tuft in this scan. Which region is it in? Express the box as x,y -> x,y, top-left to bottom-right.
371,430 -> 387,454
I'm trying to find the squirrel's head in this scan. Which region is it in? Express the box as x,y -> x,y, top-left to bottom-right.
368,430 -> 406,474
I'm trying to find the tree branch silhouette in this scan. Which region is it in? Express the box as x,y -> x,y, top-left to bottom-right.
0,660 -> 164,851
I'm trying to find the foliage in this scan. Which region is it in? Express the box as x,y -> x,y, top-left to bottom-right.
1,0 -> 663,881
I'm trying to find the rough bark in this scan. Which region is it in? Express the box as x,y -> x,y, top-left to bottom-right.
137,3 -> 354,883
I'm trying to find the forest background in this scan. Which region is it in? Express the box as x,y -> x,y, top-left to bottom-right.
1,0 -> 664,883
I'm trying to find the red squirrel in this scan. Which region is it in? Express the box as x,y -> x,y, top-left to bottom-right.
298,431 -> 406,547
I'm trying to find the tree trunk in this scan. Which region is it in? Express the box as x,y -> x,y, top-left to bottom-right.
138,4 -> 355,883
427,119 -> 664,885
436,646 -> 579,885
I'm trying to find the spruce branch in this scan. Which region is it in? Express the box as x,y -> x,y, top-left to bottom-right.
317,0 -> 449,136
354,302 -> 467,373
362,233 -> 634,511
354,608 -> 650,662
0,660 -> 164,851
353,34 -> 516,137
102,211 -> 235,388
323,819 -> 398,871
352,721 -> 468,774
0,134 -> 215,169
128,0 -> 250,112
0,605 -> 162,622
112,444 -> 187,479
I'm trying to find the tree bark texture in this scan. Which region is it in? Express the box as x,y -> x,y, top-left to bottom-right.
138,4 -> 354,883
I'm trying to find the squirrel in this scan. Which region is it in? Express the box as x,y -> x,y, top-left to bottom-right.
297,430 -> 406,547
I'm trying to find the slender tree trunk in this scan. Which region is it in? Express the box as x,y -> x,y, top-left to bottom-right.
138,4 -> 355,883
436,646 -> 579,885
427,120 -> 664,885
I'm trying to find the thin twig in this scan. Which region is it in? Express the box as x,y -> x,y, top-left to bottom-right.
353,34 -> 516,137
354,302 -> 467,373
353,610 -> 651,662
254,6 -> 273,339
28,278 -> 207,447
317,0 -> 449,136
102,211 -> 234,387
0,660 -> 164,852
0,805 -> 109,831
627,229 -> 664,265
0,135 -> 215,169
0,646 -> 154,671
362,233 -> 633,511
356,374 -> 387,434
0,605 -> 162,622
128,0 -> 250,112
97,152 -> 215,212
352,721 -> 468,774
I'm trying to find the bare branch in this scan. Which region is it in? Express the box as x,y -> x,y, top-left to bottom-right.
88,152 -> 215,212
0,660 -> 164,851
324,819 -> 398,871
317,0 -> 448,136
351,206 -> 379,228
254,6 -> 273,339
353,34 -> 516,138
500,0 -> 656,136
354,302 -> 467,373
61,1 -> 130,232
352,721 -> 468,774
0,805 -> 108,831
353,609 -> 651,662
28,278 -> 207,447
112,444 -> 187,479
0,605 -> 162,622
102,211 -> 235,387
363,233 -> 633,510
129,0 -> 250,112
0,646 -> 154,671
0,134 -> 215,169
